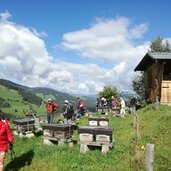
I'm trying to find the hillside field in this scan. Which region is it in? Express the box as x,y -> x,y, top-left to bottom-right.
0,85 -> 46,118
0,81 -> 96,118
3,104 -> 171,171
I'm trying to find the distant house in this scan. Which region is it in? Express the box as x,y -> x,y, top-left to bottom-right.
134,52 -> 171,104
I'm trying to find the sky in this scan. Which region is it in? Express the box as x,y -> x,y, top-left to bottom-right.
0,0 -> 171,95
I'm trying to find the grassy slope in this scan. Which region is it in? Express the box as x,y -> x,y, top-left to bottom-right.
4,104 -> 171,171
0,85 -> 46,117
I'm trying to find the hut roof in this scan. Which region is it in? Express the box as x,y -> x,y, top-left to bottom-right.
134,52 -> 171,71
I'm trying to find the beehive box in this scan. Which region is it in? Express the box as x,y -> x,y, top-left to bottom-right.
97,107 -> 110,114
94,126 -> 113,144
79,133 -> 94,143
88,117 -> 98,126
13,118 -> 35,133
88,117 -> 109,126
78,126 -> 96,143
42,124 -> 74,139
96,134 -> 110,144
54,130 -> 73,139
98,118 -> 109,126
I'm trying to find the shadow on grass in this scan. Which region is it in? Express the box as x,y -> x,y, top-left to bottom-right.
5,150 -> 34,171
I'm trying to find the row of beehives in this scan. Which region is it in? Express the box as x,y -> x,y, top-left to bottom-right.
13,115 -> 110,134
13,115 -> 113,145
88,117 -> 109,126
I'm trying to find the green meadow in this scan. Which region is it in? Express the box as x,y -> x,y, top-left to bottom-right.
3,105 -> 171,171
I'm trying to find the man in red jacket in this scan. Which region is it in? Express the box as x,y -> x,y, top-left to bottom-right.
0,115 -> 14,171
46,99 -> 58,124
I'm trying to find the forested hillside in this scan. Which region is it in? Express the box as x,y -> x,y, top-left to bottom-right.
0,79 -> 96,118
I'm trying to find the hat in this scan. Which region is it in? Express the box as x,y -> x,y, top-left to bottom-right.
48,98 -> 52,101
64,100 -> 69,104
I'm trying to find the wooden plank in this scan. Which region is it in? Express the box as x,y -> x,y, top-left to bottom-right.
161,81 -> 171,103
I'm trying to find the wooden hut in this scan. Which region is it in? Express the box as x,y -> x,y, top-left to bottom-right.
134,52 -> 171,104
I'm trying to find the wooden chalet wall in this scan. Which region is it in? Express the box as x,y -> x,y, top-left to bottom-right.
144,61 -> 164,102
161,61 -> 171,103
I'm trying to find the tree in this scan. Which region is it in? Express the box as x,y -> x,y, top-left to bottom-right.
149,36 -> 171,52
99,86 -> 119,101
132,71 -> 145,99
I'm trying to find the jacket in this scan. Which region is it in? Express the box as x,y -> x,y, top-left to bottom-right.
63,105 -> 72,119
46,102 -> 58,114
76,100 -> 84,110
0,119 -> 14,152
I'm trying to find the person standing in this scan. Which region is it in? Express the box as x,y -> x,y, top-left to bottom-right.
46,99 -> 58,124
130,96 -> 137,114
76,97 -> 84,119
120,97 -> 126,117
111,96 -> 119,108
63,100 -> 73,124
0,115 -> 14,171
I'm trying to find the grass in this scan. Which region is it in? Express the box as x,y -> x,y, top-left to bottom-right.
3,104 -> 171,171
0,85 -> 47,118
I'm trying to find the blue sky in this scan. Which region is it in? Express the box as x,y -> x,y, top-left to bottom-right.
0,0 -> 171,94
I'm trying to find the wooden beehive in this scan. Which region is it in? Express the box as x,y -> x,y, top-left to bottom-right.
98,118 -> 109,126
13,118 -> 35,133
79,134 -> 94,143
88,117 -> 98,126
96,134 -> 111,144
94,126 -> 113,144
78,126 -> 96,143
42,124 -> 74,139
97,106 -> 110,114
88,117 -> 109,126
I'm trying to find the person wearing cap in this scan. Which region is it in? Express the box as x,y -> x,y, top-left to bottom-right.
46,99 -> 58,124
0,115 -> 14,171
63,100 -> 72,124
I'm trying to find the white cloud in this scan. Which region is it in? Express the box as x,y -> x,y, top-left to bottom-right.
0,11 -> 11,21
0,12 -> 152,95
61,16 -> 151,92
62,17 -> 149,64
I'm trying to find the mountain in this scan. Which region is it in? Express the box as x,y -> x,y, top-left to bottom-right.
0,79 -> 96,118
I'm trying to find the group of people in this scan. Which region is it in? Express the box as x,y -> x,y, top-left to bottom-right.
46,97 -> 85,124
96,96 -> 126,116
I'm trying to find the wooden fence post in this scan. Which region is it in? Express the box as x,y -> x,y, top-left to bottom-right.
156,96 -> 159,110
135,114 -> 138,143
133,113 -> 138,143
146,144 -> 154,171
